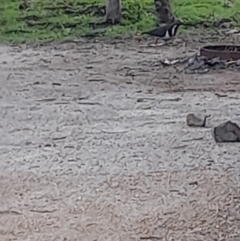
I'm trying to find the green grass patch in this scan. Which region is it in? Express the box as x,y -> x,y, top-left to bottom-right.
1,0 -> 240,43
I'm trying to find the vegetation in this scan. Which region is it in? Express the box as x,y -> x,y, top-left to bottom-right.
1,0 -> 240,43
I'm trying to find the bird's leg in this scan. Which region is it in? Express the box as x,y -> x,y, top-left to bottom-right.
155,38 -> 159,45
164,40 -> 169,46
166,38 -> 174,46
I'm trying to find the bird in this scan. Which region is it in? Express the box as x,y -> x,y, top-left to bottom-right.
186,113 -> 211,127
142,20 -> 182,44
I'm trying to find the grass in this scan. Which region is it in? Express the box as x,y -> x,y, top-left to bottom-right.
1,0 -> 240,43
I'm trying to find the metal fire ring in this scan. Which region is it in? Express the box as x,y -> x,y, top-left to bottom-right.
200,45 -> 240,60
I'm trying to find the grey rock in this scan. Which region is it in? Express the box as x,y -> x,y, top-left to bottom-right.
186,114 -> 210,127
236,59 -> 240,66
213,121 -> 240,143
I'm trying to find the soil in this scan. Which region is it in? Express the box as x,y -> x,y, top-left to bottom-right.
0,35 -> 240,241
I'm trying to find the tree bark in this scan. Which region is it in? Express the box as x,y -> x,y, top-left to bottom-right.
105,0 -> 121,24
105,0 -> 175,25
154,0 -> 175,25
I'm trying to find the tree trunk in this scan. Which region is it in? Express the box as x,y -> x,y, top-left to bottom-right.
105,0 -> 121,24
154,0 -> 175,25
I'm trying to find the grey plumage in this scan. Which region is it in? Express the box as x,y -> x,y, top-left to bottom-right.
143,20 -> 182,41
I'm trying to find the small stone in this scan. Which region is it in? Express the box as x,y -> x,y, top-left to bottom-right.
111,181 -> 119,188
188,56 -> 196,65
213,121 -> 240,143
207,57 -> 220,67
236,59 -> 240,66
186,113 -> 210,127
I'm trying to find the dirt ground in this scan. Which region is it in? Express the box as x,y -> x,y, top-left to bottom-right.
0,36 -> 240,241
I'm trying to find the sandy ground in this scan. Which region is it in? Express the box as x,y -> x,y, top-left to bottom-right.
0,37 -> 240,241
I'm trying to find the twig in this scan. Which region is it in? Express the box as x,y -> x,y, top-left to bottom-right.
100,129 -> 130,134
30,209 -> 56,213
140,236 -> 161,240
77,102 -> 101,105
37,98 -> 57,102
0,210 -> 21,215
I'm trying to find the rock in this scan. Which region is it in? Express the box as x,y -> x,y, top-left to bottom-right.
213,121 -> 240,143
236,59 -> 240,66
188,54 -> 198,65
184,54 -> 235,74
186,113 -> 210,127
207,57 -> 221,67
